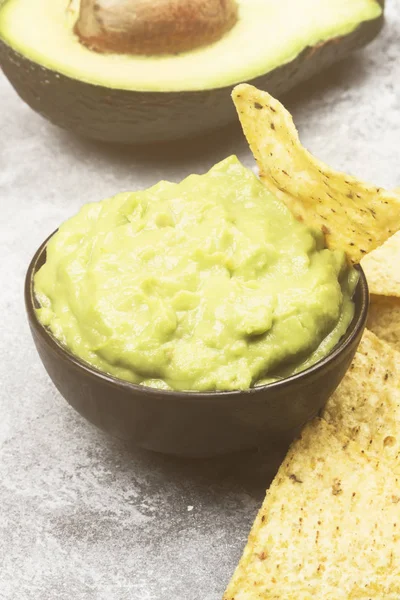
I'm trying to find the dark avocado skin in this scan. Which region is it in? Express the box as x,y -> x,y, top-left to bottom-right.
0,2 -> 384,144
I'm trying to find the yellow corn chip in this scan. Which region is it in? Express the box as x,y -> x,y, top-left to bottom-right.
223,418 -> 400,600
323,329 -> 400,463
232,84 -> 400,264
361,231 -> 400,296
367,295 -> 400,353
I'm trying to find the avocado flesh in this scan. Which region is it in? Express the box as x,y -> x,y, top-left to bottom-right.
0,0 -> 382,92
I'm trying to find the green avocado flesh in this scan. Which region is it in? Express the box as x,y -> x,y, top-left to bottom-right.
0,0 -> 381,92
34,157 -> 358,392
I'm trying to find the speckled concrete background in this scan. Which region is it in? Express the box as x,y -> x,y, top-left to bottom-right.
1,3 -> 399,598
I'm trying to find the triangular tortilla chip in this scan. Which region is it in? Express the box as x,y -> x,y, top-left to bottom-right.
367,295 -> 400,354
361,231 -> 400,296
323,329 -> 400,464
223,418 -> 400,600
232,84 -> 400,264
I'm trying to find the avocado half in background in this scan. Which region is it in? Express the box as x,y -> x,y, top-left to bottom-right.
0,0 -> 384,144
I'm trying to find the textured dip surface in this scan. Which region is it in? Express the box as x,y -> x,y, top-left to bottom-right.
35,156 -> 356,391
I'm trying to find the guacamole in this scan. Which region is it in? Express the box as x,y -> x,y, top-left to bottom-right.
34,156 -> 358,392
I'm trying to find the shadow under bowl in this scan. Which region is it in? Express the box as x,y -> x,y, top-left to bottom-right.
25,234 -> 369,458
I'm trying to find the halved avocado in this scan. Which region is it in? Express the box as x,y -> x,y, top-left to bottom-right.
0,0 -> 384,144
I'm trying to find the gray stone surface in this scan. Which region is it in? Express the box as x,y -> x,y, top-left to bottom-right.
1,3 -> 399,598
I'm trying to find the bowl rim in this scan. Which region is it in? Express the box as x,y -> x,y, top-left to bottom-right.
25,231 -> 369,402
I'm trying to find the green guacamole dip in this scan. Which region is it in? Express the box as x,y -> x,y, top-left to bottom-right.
35,156 -> 358,392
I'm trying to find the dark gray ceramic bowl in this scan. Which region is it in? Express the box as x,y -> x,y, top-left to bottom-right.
25,234 -> 369,457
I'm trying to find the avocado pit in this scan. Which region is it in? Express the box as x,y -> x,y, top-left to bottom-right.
75,0 -> 239,55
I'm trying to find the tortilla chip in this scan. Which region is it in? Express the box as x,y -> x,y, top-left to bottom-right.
223,418 -> 400,600
367,295 -> 400,353
232,84 -> 400,264
323,329 -> 400,464
361,231 -> 400,296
